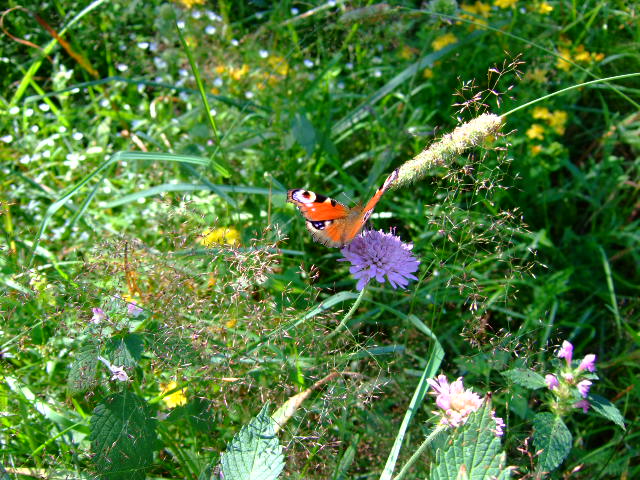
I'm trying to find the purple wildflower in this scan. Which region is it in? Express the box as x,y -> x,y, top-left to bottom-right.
545,374 -> 559,391
577,380 -> 592,398
109,365 -> 129,382
574,399 -> 590,413
557,340 -> 573,365
339,230 -> 419,291
127,300 -> 144,317
578,354 -> 597,372
91,307 -> 107,324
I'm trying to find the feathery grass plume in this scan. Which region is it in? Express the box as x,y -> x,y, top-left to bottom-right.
390,113 -> 504,190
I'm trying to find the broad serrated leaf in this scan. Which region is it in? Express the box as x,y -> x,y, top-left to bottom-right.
107,334 -> 144,368
90,391 -> 157,480
533,412 -> 572,476
588,394 -> 625,430
220,404 -> 284,480
68,341 -> 100,393
501,368 -> 547,390
429,403 -> 511,480
291,112 -> 316,156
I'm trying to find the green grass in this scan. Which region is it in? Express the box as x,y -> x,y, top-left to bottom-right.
1,0 -> 639,479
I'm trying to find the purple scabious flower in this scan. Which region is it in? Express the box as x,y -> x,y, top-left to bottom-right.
339,230 -> 419,291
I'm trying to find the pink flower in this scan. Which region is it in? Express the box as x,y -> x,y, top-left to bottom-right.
577,380 -> 592,398
428,375 -> 504,436
578,354 -> 597,372
557,340 -> 573,365
127,300 -> 144,317
561,371 -> 574,383
545,374 -> 559,390
574,399 -> 590,413
91,307 -> 107,324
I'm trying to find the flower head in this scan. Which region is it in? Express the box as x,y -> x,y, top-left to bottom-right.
199,227 -> 241,246
545,374 -> 559,391
432,33 -> 458,51
339,230 -> 419,291
91,307 -> 107,324
574,399 -> 590,413
558,340 -> 573,365
127,300 -> 144,318
161,381 -> 188,408
578,354 -> 597,372
110,365 -> 129,382
428,375 -> 504,436
577,380 -> 592,398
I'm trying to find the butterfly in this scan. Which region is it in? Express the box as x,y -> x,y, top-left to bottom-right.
287,169 -> 398,247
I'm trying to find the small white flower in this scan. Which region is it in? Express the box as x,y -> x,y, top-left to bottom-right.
213,77 -> 223,87
209,108 -> 217,116
179,68 -> 189,77
304,59 -> 314,68
25,108 -> 34,117
59,126 -> 67,133
70,88 -> 80,94
42,150 -> 51,158
1,135 -> 13,143
231,38 -> 239,46
20,155 -> 31,164
206,10 -> 221,21
65,152 -> 82,169
291,7 -> 299,15
149,42 -> 158,52
30,125 -> 39,133
72,132 -> 84,141
177,20 -> 185,29
374,69 -> 382,77
116,63 -> 128,72
345,62 -> 354,70
205,25 -> 216,35
259,49 -> 268,58
337,81 -> 345,89
38,103 -> 50,112
256,12 -> 264,19
99,99 -> 109,107
9,106 -> 19,115
137,41 -> 149,49
328,0 -> 337,6
191,10 -> 202,19
87,146 -> 103,155
372,56 -> 382,64
244,91 -> 254,99
154,57 -> 168,69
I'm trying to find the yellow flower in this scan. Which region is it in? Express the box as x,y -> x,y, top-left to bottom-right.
122,293 -> 141,305
531,145 -> 543,156
592,52 -> 605,62
462,1 -> 491,16
556,47 -> 572,71
267,55 -> 290,76
175,0 -> 204,8
199,227 -> 241,246
432,33 -> 458,51
548,110 -> 568,135
526,124 -> 545,140
211,87 -> 220,95
573,45 -> 591,63
161,381 -> 187,408
538,2 -> 553,13
207,273 -> 217,287
225,318 -> 238,328
532,106 -> 551,120
215,65 -> 226,74
229,64 -> 250,81
525,68 -> 548,83
494,0 -> 517,8
399,45 -> 418,59
423,68 -> 434,79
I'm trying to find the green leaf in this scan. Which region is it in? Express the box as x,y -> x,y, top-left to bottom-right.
220,404 -> 284,480
429,402 -> 511,480
291,112 -> 317,156
588,394 -> 626,430
533,412 -> 572,475
68,341 -> 100,393
501,368 -> 548,390
90,391 -> 157,480
107,334 -> 144,368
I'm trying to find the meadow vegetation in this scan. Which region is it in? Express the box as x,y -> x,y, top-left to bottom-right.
1,0 -> 638,479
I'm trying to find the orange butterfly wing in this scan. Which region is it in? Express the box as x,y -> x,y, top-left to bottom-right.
287,169 -> 398,248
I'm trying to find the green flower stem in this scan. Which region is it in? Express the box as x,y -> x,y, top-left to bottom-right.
393,425 -> 447,480
327,285 -> 368,339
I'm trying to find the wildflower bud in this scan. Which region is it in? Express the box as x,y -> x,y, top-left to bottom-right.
578,354 -> 597,372
577,380 -> 592,398
557,340 -> 573,365
91,307 -> 107,324
389,113 -> 503,190
574,399 -> 590,413
545,374 -> 559,391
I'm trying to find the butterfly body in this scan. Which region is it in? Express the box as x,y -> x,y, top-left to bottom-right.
287,169 -> 398,247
